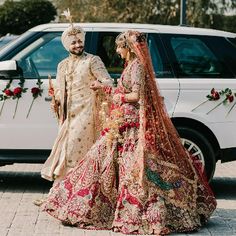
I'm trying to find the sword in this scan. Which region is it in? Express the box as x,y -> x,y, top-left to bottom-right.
48,74 -> 60,120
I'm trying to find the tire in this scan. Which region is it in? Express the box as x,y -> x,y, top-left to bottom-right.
176,126 -> 216,181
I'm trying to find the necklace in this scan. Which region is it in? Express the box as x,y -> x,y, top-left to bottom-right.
65,54 -> 82,77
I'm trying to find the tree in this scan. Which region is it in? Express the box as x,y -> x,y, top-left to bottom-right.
186,0 -> 229,27
54,0 -> 236,30
0,0 -> 57,36
54,0 -> 180,24
210,14 -> 236,33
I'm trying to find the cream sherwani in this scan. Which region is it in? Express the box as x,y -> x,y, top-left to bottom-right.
41,52 -> 112,181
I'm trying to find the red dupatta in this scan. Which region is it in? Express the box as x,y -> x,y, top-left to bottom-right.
125,30 -> 216,218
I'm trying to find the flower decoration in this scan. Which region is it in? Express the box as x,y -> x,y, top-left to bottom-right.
192,88 -> 236,116
0,79 -> 13,116
12,79 -> 27,119
102,106 -> 124,148
225,91 -> 236,117
26,79 -> 43,118
206,88 -> 233,115
191,88 -> 220,112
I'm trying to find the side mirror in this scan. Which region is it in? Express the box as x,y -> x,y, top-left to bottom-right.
0,60 -> 22,79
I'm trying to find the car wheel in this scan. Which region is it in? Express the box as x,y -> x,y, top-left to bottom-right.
176,126 -> 216,181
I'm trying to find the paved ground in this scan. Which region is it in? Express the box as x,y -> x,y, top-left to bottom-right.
0,161 -> 236,236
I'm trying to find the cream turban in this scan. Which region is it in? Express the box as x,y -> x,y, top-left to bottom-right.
61,26 -> 85,51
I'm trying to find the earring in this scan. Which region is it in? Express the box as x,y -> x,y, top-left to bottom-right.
126,50 -> 131,62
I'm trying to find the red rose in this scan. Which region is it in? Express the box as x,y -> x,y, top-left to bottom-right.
211,88 -> 215,94
31,87 -> 40,95
227,95 -> 234,103
13,87 -> 22,95
213,92 -> 220,100
4,89 -> 13,96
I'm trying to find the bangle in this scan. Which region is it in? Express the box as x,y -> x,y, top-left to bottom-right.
121,94 -> 126,103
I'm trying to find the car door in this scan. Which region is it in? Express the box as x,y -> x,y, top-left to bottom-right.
91,30 -> 179,116
0,30 -> 92,150
161,33 -> 236,149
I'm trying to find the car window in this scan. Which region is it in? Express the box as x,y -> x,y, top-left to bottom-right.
12,32 -> 91,79
228,37 -> 236,48
171,37 -> 222,77
12,32 -> 67,79
147,33 -> 174,78
93,31 -> 174,80
161,34 -> 235,78
92,32 -> 123,80
30,37 -> 67,78
213,37 -> 236,76
0,35 -> 18,49
0,38 -> 13,49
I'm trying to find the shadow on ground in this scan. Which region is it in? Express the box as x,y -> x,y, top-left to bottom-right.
0,169 -> 52,193
1,168 -> 236,199
211,177 -> 236,200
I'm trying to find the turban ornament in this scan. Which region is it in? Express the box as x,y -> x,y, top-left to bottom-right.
61,8 -> 85,51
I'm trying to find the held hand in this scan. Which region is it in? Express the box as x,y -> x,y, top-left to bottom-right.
90,81 -> 103,91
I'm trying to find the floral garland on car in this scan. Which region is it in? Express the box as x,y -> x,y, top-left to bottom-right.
0,79 -> 43,118
192,88 -> 235,116
12,79 -> 28,118
26,79 -> 43,118
0,79 -> 13,116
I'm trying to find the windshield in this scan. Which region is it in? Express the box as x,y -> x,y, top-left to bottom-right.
0,31 -> 34,59
0,36 -> 18,49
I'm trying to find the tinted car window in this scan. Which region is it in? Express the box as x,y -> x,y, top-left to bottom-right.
212,37 -> 236,77
12,32 -> 66,79
0,31 -> 36,60
147,33 -> 174,78
0,35 -> 18,49
228,37 -> 236,48
161,34 -> 235,78
92,32 -> 123,79
30,36 -> 67,78
171,37 -> 221,77
93,32 -> 174,79
11,32 -> 92,79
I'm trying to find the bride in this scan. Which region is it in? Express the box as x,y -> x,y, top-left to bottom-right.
41,30 -> 216,235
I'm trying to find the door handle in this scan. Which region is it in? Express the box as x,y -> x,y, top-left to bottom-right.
45,96 -> 52,102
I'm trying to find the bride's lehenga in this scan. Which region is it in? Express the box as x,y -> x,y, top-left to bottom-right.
42,31 -> 216,235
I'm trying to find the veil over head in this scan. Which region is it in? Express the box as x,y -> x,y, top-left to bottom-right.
117,30 -> 216,218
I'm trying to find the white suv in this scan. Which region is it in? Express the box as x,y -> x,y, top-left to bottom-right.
0,23 -> 236,180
